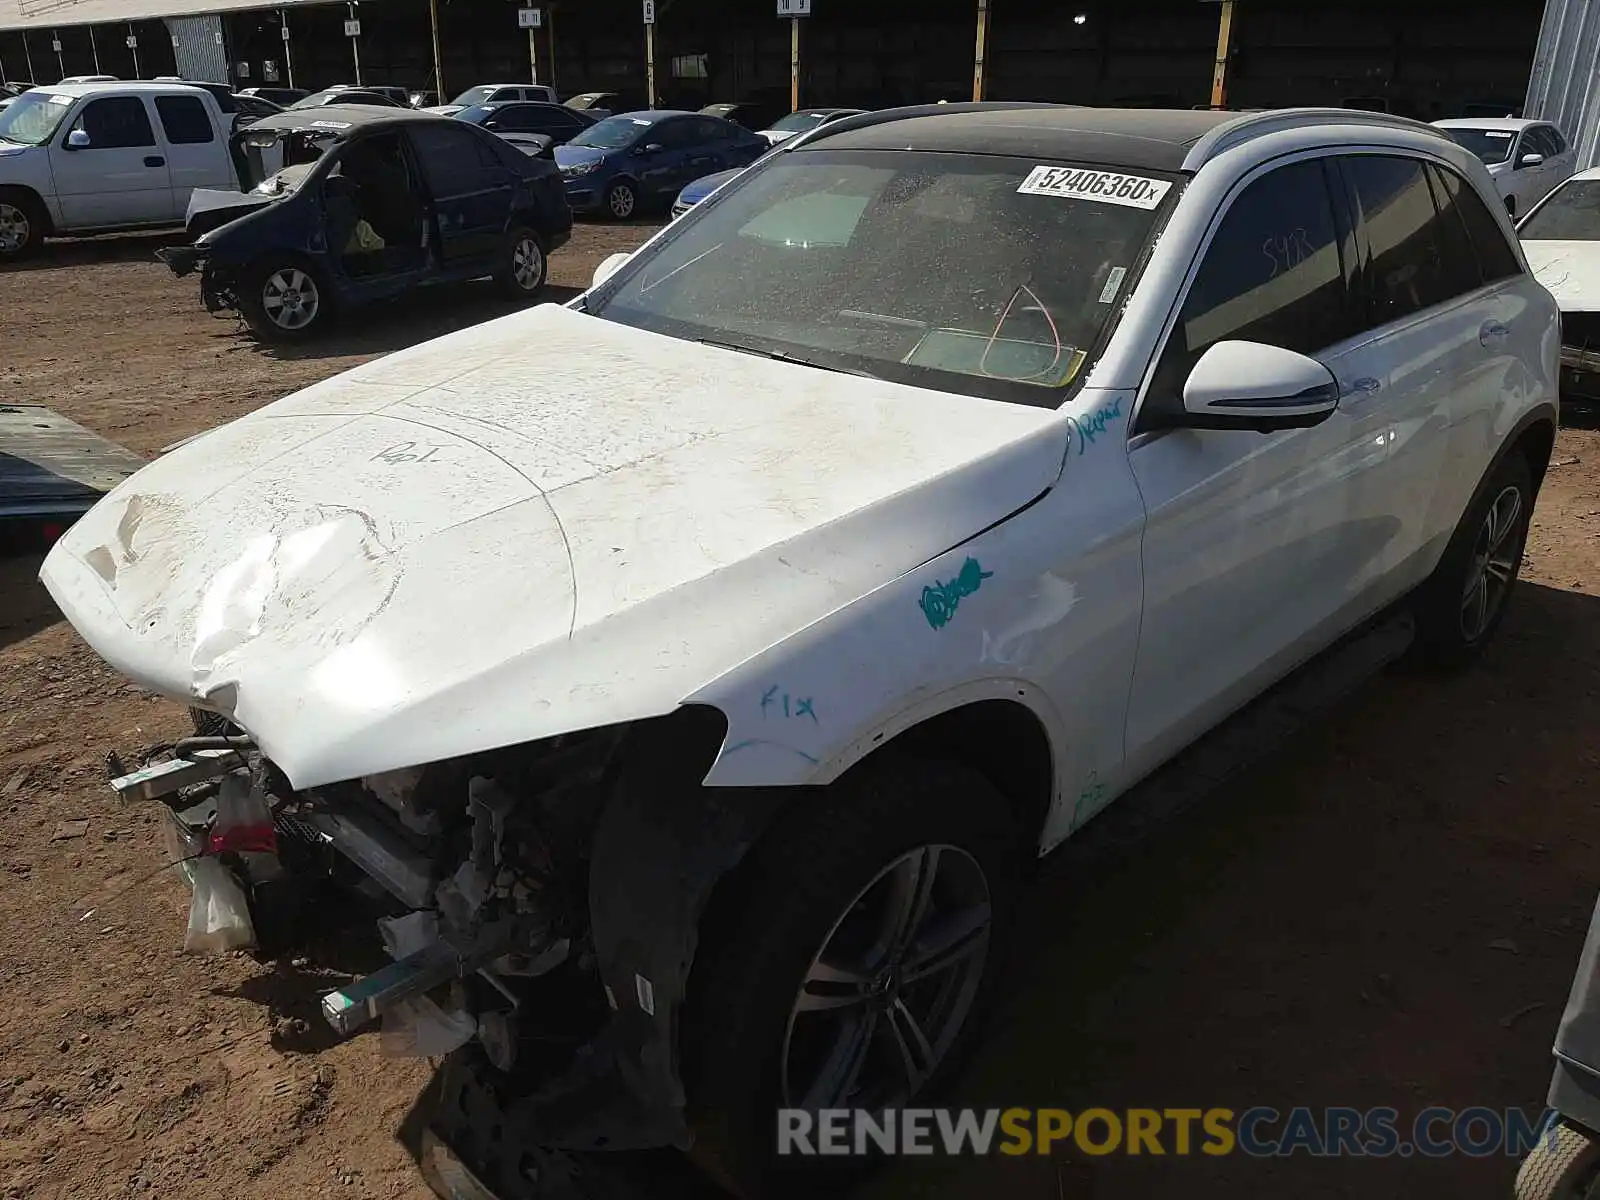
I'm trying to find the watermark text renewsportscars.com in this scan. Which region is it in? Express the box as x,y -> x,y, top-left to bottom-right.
776,1106 -> 1558,1158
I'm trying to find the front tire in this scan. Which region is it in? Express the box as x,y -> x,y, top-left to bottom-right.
493,225 -> 548,300
238,258 -> 329,342
604,179 -> 638,221
682,758 -> 1018,1196
1516,1121 -> 1600,1200
0,188 -> 46,261
1412,450 -> 1533,667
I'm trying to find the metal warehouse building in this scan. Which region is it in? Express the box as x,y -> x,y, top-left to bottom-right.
0,0 -> 1551,119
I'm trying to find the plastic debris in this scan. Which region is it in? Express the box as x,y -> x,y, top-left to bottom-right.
378,995 -> 476,1058
183,856 -> 255,953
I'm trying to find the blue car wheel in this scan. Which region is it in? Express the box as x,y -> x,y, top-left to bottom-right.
605,179 -> 637,220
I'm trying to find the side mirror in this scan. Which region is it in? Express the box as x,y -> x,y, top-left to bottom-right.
65,128 -> 90,149
639,142 -> 664,155
591,251 -> 631,290
1180,341 -> 1340,433
1519,152 -> 1545,168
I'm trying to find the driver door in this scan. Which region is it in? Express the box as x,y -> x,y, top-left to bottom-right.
1123,155 -> 1396,774
632,118 -> 699,200
52,95 -> 173,228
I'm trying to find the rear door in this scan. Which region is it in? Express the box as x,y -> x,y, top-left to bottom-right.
406,123 -> 515,266
50,94 -> 173,228
633,117 -> 700,199
153,93 -> 230,218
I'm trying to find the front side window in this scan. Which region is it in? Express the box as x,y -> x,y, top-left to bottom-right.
408,126 -> 502,195
1520,179 -> 1600,241
155,95 -> 214,145
1145,158 -> 1352,419
1340,155 -> 1459,326
588,150 -> 1179,406
71,97 -> 156,149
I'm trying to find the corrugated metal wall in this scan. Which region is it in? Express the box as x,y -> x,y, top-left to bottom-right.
165,13 -> 226,82
1525,0 -> 1600,167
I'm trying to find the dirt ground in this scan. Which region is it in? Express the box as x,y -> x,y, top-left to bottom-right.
2,226 -> 1600,1200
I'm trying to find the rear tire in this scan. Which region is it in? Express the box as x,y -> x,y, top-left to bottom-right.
681,757 -> 1019,1197
1516,1120 -> 1600,1200
492,225 -> 548,300
0,188 -> 46,261
1412,450 -> 1533,668
238,257 -> 330,342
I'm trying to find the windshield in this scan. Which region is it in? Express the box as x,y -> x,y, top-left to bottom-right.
1521,180 -> 1600,241
770,111 -> 830,133
589,150 -> 1177,406
1443,127 -> 1517,166
451,86 -> 495,107
569,115 -> 650,150
0,91 -> 74,146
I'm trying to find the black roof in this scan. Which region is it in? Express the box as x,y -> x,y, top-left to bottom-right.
243,105 -> 451,137
808,104 -> 1239,172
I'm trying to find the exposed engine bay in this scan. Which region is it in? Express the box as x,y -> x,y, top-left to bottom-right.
112,705 -> 770,1198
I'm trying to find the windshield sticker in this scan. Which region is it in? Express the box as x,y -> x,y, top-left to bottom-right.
308,120 -> 352,130
1482,131 -> 1514,139
1098,266 -> 1128,304
1017,166 -> 1171,210
920,558 -> 994,631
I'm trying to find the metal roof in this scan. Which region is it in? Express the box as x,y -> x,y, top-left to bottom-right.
1,0 -> 327,32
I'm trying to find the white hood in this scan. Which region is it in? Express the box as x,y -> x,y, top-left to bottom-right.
1524,240 -> 1600,311
42,306 -> 1068,788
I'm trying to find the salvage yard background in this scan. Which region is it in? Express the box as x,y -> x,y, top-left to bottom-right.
2,227 -> 1600,1199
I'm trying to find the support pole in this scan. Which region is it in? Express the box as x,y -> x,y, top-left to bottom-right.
971,0 -> 990,102
348,3 -> 362,86
89,26 -> 101,74
427,0 -> 444,105
21,30 -> 35,83
528,23 -> 538,85
127,22 -> 139,78
281,10 -> 295,89
1210,0 -> 1236,109
645,21 -> 656,108
547,5 -> 557,91
790,17 -> 799,111
53,30 -> 63,80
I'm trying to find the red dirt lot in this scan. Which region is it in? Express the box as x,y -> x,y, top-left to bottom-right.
3,226 -> 1600,1200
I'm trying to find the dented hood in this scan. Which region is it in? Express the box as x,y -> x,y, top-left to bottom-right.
41,306 -> 1068,788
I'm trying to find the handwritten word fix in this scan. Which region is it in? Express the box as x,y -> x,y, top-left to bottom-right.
761,686 -> 817,723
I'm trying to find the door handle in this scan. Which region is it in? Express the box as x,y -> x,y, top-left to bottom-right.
1480,320 -> 1512,346
144,155 -> 165,168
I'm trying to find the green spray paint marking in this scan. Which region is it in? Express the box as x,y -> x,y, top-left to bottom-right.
919,557 -> 994,631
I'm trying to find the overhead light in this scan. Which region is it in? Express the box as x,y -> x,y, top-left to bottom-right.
1073,12 -> 1088,23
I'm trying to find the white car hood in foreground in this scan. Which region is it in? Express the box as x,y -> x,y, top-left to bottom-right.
42,306 -> 1068,788
1524,240 -> 1600,311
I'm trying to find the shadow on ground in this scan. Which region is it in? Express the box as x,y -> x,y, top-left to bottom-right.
5,229 -> 189,272
0,552 -> 58,652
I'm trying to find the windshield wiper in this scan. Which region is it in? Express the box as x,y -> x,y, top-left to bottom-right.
697,337 -> 882,380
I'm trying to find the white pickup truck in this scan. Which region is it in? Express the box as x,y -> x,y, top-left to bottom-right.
0,81 -> 239,260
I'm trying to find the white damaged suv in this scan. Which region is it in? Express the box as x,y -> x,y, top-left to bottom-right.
42,104 -> 1556,1196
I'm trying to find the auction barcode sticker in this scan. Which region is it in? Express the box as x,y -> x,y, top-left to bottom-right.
1017,166 -> 1172,210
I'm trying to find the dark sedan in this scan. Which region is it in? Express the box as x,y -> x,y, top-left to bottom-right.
454,100 -> 596,157
554,110 -> 767,219
289,87 -> 406,110
158,107 -> 571,341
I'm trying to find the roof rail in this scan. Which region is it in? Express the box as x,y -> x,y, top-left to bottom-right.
779,100 -> 1078,153
1183,106 -> 1455,172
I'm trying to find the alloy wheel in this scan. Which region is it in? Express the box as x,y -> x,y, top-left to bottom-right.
0,203 -> 30,254
261,267 -> 319,331
608,184 -> 636,219
511,236 -> 544,292
780,844 -> 991,1111
1460,483 -> 1524,642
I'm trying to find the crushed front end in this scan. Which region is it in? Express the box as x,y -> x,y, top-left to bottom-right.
114,705 -> 767,1199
